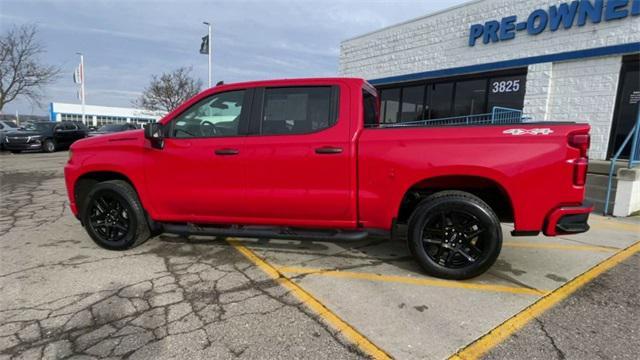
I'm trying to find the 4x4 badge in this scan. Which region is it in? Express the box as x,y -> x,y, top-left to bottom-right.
503,128 -> 554,136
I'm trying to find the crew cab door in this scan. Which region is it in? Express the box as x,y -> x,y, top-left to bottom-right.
241,84 -> 356,228
144,89 -> 251,222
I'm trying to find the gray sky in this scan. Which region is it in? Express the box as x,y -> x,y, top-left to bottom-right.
1,0 -> 468,115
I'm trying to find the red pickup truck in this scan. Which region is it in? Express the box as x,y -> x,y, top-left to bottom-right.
64,78 -> 592,279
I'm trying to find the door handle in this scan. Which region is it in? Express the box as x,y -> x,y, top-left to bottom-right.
214,148 -> 239,156
315,146 -> 343,154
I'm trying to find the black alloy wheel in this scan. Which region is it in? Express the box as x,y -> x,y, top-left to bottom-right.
421,210 -> 486,268
82,180 -> 151,250
88,192 -> 132,245
408,191 -> 502,280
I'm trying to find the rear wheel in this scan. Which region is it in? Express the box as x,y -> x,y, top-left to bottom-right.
81,180 -> 151,250
408,191 -> 502,280
43,139 -> 56,153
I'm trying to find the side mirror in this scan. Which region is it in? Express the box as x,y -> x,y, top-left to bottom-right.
144,123 -> 164,149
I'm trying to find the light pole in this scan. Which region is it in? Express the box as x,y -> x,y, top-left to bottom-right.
203,21 -> 212,88
76,52 -> 86,124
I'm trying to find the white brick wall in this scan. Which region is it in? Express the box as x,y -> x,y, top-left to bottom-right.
546,57 -> 622,159
340,0 -> 639,78
340,0 -> 639,160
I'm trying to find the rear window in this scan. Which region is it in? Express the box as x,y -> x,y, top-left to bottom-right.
261,86 -> 339,135
363,90 -> 378,127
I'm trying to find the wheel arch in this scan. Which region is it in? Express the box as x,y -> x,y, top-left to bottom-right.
74,171 -> 143,216
395,174 -> 515,225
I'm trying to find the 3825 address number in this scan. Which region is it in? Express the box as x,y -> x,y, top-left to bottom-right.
492,80 -> 521,94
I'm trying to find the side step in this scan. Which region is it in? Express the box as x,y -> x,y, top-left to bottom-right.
161,223 -> 370,242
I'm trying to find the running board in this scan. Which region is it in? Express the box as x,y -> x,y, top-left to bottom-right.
160,223 -> 370,242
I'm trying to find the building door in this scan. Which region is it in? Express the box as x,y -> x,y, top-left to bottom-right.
608,56 -> 640,160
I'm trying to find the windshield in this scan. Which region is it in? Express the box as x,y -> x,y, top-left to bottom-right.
20,123 -> 52,132
4,121 -> 17,128
98,124 -> 125,132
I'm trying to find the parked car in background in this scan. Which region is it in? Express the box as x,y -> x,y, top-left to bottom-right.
0,120 -> 20,150
88,123 -> 139,137
5,121 -> 88,153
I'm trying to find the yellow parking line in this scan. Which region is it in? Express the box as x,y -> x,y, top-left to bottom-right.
589,218 -> 640,233
503,241 -> 617,253
277,265 -> 548,296
448,240 -> 640,360
226,239 -> 391,360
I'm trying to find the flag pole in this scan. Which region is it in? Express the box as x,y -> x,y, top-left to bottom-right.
203,21 -> 212,88
77,52 -> 86,124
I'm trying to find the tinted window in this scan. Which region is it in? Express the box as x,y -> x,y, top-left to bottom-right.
363,90 -> 378,126
63,123 -> 78,130
400,85 -> 425,122
5,121 -> 17,128
380,88 -> 400,124
171,90 -> 245,138
430,83 -> 454,119
261,87 -> 337,135
453,79 -> 487,116
487,75 -> 526,111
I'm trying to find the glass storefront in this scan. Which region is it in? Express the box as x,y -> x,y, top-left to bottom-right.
377,69 -> 527,124
608,55 -> 640,160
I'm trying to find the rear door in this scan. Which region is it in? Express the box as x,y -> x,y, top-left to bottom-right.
242,84 -> 356,228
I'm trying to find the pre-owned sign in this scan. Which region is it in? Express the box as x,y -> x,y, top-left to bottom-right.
469,0 -> 640,46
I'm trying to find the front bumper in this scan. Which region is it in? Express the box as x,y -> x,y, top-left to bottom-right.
544,205 -> 593,236
4,141 -> 43,151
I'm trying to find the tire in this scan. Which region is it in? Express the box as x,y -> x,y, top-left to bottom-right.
407,191 -> 502,280
43,139 -> 56,153
81,180 -> 151,250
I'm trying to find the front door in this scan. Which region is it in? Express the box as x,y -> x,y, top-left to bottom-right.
608,56 -> 640,159
242,85 -> 356,228
144,89 -> 251,223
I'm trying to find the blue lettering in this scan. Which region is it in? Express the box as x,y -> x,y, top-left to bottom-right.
499,15 -> 517,40
577,0 -> 603,25
483,20 -> 500,44
632,0 -> 640,15
527,9 -> 549,35
605,0 -> 629,20
469,24 -> 484,46
549,1 -> 579,30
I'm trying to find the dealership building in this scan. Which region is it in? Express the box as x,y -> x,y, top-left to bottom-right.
49,103 -> 164,127
340,0 -> 639,162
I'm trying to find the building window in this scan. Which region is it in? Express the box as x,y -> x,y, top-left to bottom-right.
487,75 -> 527,111
453,79 -> 487,116
380,88 -> 400,123
376,69 -> 527,123
429,82 -> 454,119
400,85 -> 426,122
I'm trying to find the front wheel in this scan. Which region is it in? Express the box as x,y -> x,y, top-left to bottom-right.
408,191 -> 502,280
42,139 -> 56,153
81,180 -> 151,250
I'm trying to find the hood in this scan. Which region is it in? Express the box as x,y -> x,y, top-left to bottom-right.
71,129 -> 144,150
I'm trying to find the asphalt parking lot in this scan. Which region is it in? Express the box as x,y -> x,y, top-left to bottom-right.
1,151 -> 639,359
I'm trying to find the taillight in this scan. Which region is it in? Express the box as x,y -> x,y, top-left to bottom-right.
569,133 -> 590,157
573,157 -> 588,186
569,132 -> 590,186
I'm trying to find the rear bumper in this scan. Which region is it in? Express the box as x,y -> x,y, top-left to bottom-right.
544,205 -> 593,236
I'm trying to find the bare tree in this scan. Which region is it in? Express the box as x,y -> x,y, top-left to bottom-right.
135,67 -> 202,113
0,25 -> 60,112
